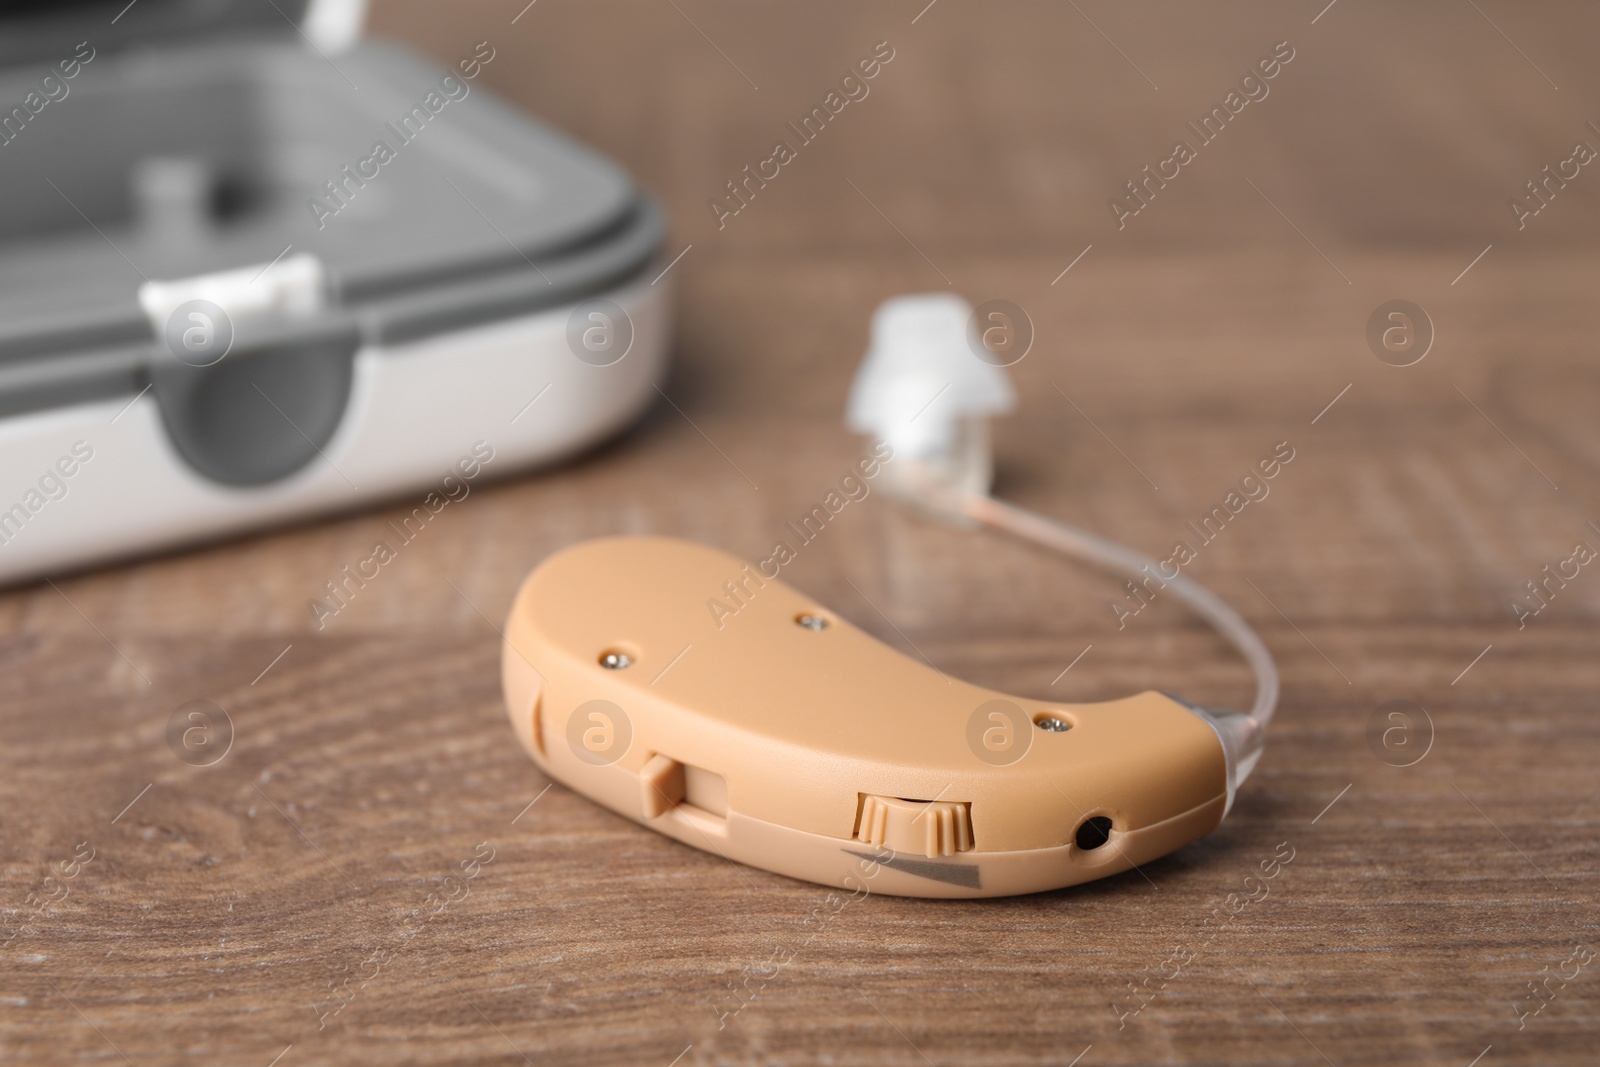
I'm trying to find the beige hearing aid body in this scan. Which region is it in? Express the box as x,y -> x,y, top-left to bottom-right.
503,536 -> 1229,899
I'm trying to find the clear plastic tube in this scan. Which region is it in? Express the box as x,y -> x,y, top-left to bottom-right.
959,494 -> 1277,806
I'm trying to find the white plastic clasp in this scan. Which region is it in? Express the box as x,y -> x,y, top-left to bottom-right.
137,253 -> 328,337
846,293 -> 1015,513
303,0 -> 368,54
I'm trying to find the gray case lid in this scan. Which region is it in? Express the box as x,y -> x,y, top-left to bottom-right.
0,28 -> 662,416
0,0 -> 311,66
0,5 -> 664,486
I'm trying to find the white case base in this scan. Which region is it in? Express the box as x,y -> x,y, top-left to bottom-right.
0,272 -> 669,586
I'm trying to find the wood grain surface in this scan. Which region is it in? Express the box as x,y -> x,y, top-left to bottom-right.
4,2 -> 1598,1064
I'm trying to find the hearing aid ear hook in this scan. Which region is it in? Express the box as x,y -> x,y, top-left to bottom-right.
844,294 -> 1278,815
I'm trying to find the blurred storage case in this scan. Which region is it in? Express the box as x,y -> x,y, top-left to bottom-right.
0,0 -> 669,585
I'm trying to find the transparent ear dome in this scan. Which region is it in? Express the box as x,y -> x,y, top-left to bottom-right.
846,293 -> 1015,504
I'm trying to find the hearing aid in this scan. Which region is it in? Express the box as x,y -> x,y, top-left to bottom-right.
502,294 -> 1278,898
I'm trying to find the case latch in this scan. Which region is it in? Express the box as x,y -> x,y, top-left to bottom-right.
137,252 -> 327,350
138,253 -> 358,488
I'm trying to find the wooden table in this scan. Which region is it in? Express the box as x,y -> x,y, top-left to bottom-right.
4,2 -> 1596,1064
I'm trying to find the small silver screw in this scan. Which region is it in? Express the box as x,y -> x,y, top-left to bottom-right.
600,651 -> 632,669
1035,716 -> 1071,732
795,614 -> 828,631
